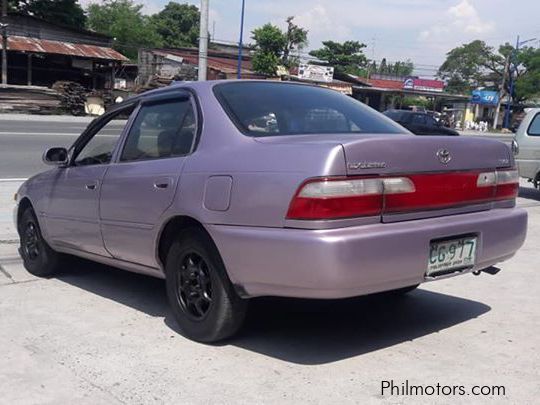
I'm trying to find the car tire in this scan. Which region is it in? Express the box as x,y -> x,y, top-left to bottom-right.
18,207 -> 65,277
165,227 -> 248,343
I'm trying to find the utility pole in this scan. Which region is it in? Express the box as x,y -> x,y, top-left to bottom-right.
1,0 -> 7,87
493,54 -> 510,130
236,0 -> 246,79
503,35 -> 520,129
198,0 -> 209,81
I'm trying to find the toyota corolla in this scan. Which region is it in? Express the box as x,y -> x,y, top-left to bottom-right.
14,81 -> 527,342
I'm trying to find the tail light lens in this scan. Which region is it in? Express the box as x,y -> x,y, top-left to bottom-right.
478,169 -> 519,201
287,169 -> 519,220
286,177 -> 413,220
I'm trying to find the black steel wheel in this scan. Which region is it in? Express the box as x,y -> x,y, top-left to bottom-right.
176,252 -> 213,320
18,207 -> 65,277
165,227 -> 248,342
22,221 -> 40,261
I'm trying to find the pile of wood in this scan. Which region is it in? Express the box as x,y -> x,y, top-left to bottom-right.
133,74 -> 174,93
0,86 -> 61,114
52,81 -> 87,116
135,65 -> 198,93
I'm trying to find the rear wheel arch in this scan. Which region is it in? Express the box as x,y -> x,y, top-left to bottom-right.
156,215 -> 219,269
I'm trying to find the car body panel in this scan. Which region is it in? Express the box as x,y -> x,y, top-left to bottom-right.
515,108 -> 540,181
100,157 -> 186,266
207,207 -> 527,298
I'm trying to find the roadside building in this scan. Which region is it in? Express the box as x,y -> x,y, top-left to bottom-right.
351,74 -> 469,112
137,46 -> 264,89
0,13 -> 129,89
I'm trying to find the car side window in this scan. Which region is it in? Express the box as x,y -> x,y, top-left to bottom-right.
411,114 -> 427,125
74,105 -> 135,166
528,113 -> 540,136
425,116 -> 438,127
120,98 -> 196,162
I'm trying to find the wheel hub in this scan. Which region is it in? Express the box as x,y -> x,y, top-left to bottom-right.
177,253 -> 212,319
23,222 -> 40,260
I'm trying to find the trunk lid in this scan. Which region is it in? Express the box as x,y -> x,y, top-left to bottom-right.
340,135 -> 512,176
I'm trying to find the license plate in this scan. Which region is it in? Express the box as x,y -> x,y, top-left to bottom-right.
427,236 -> 477,276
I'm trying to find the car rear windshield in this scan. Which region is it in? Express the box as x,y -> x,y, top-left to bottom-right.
213,82 -> 407,137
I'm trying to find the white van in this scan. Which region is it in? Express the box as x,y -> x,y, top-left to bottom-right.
514,108 -> 540,189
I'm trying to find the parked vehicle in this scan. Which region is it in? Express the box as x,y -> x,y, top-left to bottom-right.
15,81 -> 527,342
514,108 -> 540,188
383,109 -> 460,136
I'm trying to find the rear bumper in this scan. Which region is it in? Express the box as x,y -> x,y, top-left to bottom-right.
207,208 -> 527,299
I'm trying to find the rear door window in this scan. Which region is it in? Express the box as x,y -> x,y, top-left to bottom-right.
120,98 -> 196,162
527,113 -> 540,136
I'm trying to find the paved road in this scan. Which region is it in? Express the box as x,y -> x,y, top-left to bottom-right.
0,119 -> 90,178
0,117 -> 131,178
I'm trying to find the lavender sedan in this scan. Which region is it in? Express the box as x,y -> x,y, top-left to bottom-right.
15,81 -> 527,342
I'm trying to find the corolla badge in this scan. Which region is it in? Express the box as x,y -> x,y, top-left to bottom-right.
348,161 -> 387,170
436,148 -> 452,164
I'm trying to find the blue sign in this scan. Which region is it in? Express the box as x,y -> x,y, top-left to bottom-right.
471,90 -> 499,106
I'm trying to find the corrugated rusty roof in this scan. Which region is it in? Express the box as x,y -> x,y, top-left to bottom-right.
1,35 -> 129,61
152,48 -> 255,74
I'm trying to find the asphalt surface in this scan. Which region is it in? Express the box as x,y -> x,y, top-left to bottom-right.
0,119 -> 90,178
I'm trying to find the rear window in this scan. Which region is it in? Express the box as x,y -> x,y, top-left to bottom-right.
214,82 -> 407,137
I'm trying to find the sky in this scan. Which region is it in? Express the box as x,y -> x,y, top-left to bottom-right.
84,0 -> 540,76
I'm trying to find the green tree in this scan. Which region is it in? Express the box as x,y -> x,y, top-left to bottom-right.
251,23 -> 287,75
515,47 -> 540,102
438,39 -> 540,103
390,60 -> 414,76
251,17 -> 308,75
8,0 -> 86,29
437,40 -> 505,94
282,16 -> 308,68
309,40 -> 368,76
87,0 -> 162,60
150,2 -> 200,48
370,58 -> 414,77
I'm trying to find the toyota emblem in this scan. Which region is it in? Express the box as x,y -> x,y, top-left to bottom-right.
436,149 -> 451,164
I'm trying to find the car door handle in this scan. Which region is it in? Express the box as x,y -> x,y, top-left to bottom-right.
153,182 -> 169,189
85,183 -> 97,190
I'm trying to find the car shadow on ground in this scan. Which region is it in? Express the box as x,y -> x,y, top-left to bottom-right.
519,186 -> 540,202
57,260 -> 490,365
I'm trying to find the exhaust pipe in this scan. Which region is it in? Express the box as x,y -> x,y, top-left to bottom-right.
473,266 -> 501,276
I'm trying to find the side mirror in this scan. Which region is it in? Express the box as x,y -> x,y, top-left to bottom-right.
43,147 -> 69,166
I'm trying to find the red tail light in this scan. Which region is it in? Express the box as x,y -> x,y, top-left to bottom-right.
286,169 -> 519,220
493,169 -> 520,200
